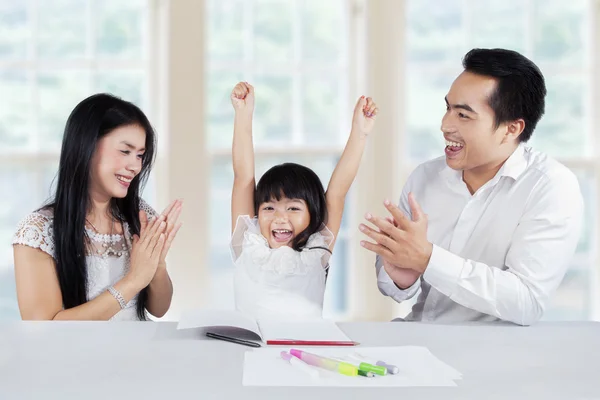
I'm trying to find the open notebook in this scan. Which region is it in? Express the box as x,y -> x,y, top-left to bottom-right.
177,310 -> 357,346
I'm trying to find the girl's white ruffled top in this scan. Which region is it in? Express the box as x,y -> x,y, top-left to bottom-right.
230,215 -> 334,321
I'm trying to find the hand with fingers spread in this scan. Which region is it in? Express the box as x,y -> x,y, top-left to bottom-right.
140,199 -> 184,271
360,192 -> 434,281
352,95 -> 378,136
127,213 -> 167,290
231,81 -> 255,116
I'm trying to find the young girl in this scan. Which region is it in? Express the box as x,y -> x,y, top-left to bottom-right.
12,93 -> 182,321
230,81 -> 378,320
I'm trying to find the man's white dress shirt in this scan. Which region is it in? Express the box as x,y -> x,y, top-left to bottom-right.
376,145 -> 583,325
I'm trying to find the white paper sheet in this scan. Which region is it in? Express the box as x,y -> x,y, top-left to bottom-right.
242,346 -> 461,387
256,319 -> 353,342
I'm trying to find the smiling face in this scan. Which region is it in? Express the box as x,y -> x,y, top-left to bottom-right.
257,197 -> 311,249
89,124 -> 146,201
442,71 -> 519,175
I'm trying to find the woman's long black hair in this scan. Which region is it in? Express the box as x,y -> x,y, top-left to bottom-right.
254,163 -> 328,251
44,93 -> 156,320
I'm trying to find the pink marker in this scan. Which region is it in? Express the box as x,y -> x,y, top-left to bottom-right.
290,349 -> 358,376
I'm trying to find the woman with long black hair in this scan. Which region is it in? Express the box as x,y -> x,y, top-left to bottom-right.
12,93 -> 182,321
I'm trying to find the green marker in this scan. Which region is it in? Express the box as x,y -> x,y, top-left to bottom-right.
336,357 -> 388,376
355,361 -> 387,376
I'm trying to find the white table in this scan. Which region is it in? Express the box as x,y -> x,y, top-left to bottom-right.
0,321 -> 598,399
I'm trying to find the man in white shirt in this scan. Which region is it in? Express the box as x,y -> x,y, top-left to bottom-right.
359,48 -> 583,326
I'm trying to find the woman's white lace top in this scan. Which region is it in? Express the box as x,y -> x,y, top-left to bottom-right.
12,200 -> 157,321
230,215 -> 334,321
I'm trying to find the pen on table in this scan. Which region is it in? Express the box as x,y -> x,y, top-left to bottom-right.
290,349 -> 358,377
266,340 -> 359,346
349,353 -> 399,375
280,351 -> 320,379
205,332 -> 261,348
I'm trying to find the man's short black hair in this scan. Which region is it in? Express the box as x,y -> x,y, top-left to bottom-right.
462,48 -> 546,142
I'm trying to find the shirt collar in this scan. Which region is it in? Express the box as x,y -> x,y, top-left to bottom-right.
440,144 -> 528,185
496,144 -> 527,180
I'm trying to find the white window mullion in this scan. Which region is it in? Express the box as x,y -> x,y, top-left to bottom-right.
338,0 -> 352,145
141,0 -> 153,115
26,0 -> 36,61
244,0 -> 254,74
0,153 -> 61,166
591,0 -> 600,320
462,0 -> 472,51
292,0 -> 303,146
209,146 -> 344,158
29,0 -> 39,154
352,0 -> 405,321
86,0 -> 94,60
391,63 -> 591,77
147,0 -> 160,123
583,0 -> 596,163
86,0 -> 96,102
206,62 -> 353,74
524,0 -> 534,58
0,60 -> 145,70
163,0 -> 208,317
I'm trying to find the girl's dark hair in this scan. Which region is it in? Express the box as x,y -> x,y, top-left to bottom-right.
255,163 -> 327,251
44,93 -> 156,320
